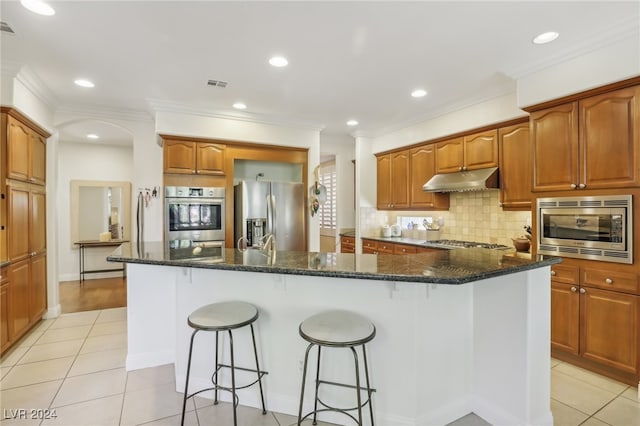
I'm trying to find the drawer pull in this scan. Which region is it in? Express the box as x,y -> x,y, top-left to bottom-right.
605,278 -> 613,285
579,288 -> 586,294
570,286 -> 577,292
550,270 -> 556,276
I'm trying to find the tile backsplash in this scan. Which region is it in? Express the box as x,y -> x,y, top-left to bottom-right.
361,191 -> 531,247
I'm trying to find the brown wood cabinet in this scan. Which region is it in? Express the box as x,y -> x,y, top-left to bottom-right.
0,109 -> 48,355
163,139 -> 226,175
1,267 -> 9,353
376,150 -> 409,210
550,260 -> 640,383
435,130 -> 498,174
498,122 -> 532,210
409,145 -> 449,210
361,239 -> 445,256
340,235 -> 355,253
6,115 -> 47,186
532,85 -> 640,191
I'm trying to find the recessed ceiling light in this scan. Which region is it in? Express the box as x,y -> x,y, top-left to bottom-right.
533,31 -> 559,44
346,120 -> 359,126
86,134 -> 99,139
411,89 -> 427,98
269,56 -> 288,67
233,102 -> 247,110
20,0 -> 55,16
74,79 -> 95,88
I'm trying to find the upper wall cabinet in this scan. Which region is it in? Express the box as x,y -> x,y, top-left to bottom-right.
435,130 -> 498,174
532,85 -> 640,192
498,122 -> 531,210
6,115 -> 47,186
409,145 -> 449,210
376,150 -> 409,210
163,139 -> 226,175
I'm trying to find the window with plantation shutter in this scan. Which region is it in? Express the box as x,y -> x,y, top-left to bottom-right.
319,162 -> 337,235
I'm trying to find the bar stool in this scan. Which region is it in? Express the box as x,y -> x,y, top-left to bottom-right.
297,310 -> 376,425
181,301 -> 267,426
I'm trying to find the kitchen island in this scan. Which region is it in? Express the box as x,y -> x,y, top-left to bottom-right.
108,242 -> 560,426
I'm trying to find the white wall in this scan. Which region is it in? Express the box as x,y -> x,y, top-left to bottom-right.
155,110 -> 322,251
56,141 -> 133,281
518,35 -> 640,108
319,133 -> 356,239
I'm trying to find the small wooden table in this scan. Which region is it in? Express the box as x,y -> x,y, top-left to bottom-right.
74,240 -> 129,283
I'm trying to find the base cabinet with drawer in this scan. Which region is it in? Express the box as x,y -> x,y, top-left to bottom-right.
361,239 -> 445,256
550,259 -> 639,384
340,235 -> 355,253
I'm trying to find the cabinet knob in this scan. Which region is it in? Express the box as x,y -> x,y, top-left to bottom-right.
570,184 -> 577,189
458,166 -> 463,171
605,278 -> 613,285
579,288 -> 586,294
570,286 -> 577,292
579,183 -> 586,189
462,166 -> 467,171
550,270 -> 556,276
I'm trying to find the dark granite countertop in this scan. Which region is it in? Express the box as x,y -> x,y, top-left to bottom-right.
107,242 -> 560,285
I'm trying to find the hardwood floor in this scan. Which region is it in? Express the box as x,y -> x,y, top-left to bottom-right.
59,277 -> 127,313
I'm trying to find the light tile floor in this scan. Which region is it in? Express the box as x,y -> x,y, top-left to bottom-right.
1,308 -> 638,426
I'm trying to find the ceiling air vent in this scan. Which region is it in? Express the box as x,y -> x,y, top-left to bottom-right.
1,21 -> 15,34
207,80 -> 228,88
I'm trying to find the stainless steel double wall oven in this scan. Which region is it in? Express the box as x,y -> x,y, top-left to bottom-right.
165,186 -> 225,243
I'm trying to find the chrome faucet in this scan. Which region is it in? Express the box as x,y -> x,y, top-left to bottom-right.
261,233 -> 276,253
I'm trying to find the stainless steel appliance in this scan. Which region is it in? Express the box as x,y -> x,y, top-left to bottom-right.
165,186 -> 225,242
165,239 -> 224,261
537,195 -> 632,264
234,180 -> 306,251
427,239 -> 510,250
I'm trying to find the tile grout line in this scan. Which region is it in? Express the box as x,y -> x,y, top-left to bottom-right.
45,309 -> 102,419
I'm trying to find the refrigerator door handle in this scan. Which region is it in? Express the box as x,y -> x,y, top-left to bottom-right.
267,194 -> 277,237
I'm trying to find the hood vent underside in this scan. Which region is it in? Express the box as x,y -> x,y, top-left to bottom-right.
422,167 -> 499,192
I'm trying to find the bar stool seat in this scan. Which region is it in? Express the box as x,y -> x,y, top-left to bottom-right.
181,301 -> 267,426
298,310 -> 376,425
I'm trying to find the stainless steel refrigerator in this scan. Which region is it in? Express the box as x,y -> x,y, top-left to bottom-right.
234,180 -> 306,251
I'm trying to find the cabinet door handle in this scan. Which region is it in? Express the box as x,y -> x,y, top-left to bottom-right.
570,183 -> 577,189
570,286 -> 577,292
605,278 -> 613,284
550,270 -> 556,276
579,288 -> 586,294
578,183 -> 586,189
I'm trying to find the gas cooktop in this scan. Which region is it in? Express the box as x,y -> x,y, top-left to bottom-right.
428,239 -> 511,250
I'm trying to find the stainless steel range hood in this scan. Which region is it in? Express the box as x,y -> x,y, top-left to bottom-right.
422,167 -> 499,192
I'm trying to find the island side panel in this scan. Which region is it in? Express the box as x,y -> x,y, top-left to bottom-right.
471,267 -> 552,426
171,267 -> 475,426
126,263 -> 178,370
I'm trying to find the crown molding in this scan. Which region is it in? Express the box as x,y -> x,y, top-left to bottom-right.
147,98 -> 325,133
359,86 -> 518,139
55,103 -> 153,123
504,16 -> 640,80
14,65 -> 58,110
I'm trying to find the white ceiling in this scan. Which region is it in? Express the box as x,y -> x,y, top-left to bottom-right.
1,1 -> 639,145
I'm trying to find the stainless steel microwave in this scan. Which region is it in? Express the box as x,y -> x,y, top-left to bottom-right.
537,195 -> 633,264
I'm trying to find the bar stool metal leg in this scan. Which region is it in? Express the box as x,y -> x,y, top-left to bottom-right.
181,329 -> 198,426
229,330 -> 237,426
350,347 -> 363,425
250,324 -> 267,414
362,344 -> 374,426
312,345 -> 322,425
297,343 -> 314,425
213,330 -> 219,405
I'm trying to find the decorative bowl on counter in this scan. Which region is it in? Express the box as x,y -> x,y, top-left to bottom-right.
512,237 -> 531,252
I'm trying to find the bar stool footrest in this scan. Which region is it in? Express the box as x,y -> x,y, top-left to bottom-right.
211,364 -> 269,391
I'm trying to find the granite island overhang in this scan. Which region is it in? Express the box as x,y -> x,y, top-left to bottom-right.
108,242 -> 561,426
